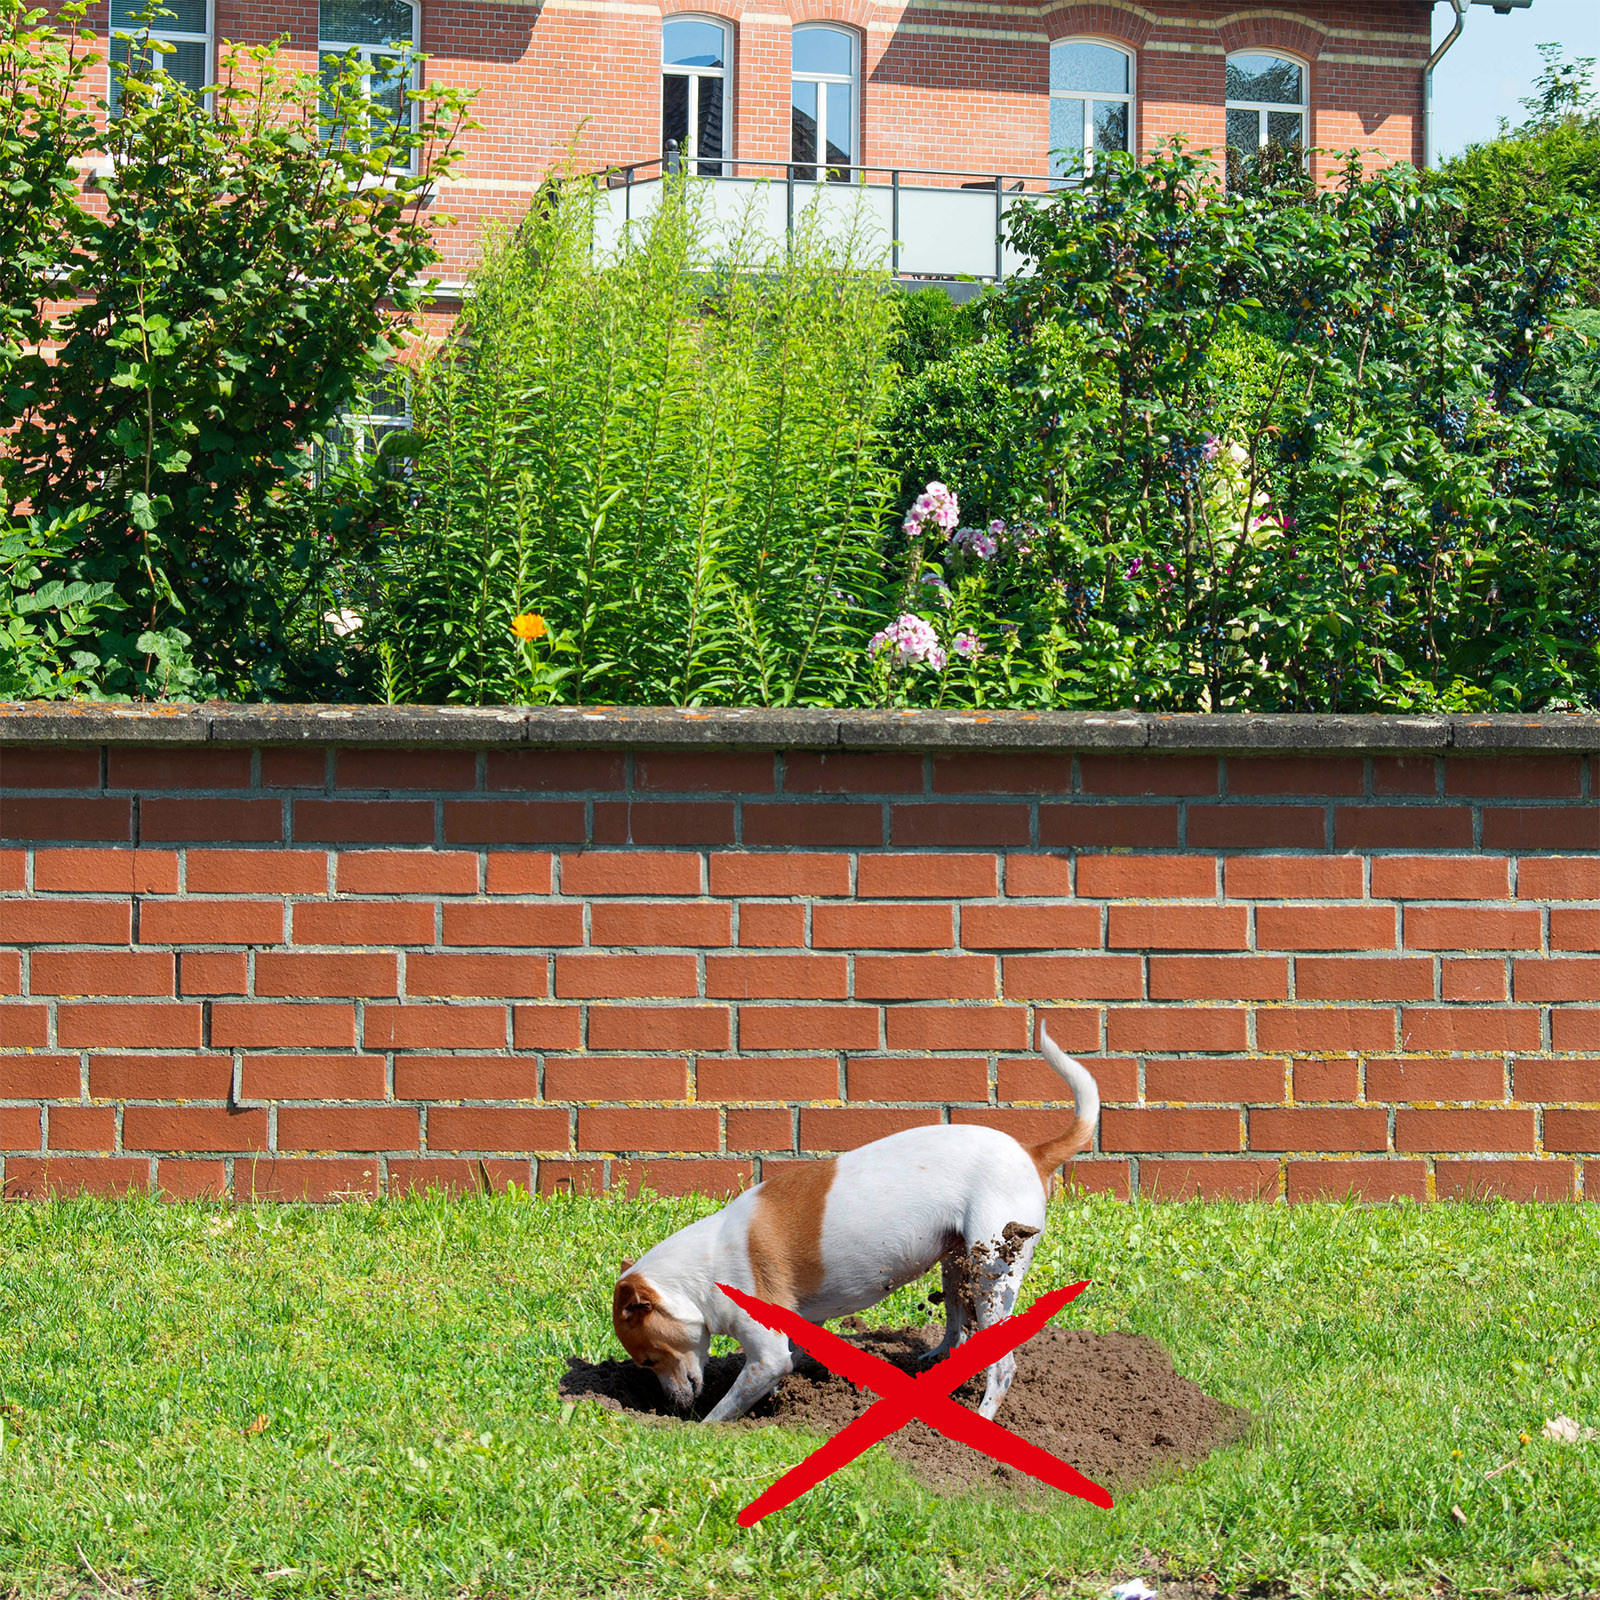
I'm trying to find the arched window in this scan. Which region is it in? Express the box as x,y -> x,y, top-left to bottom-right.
1225,52 -> 1306,170
792,25 -> 857,183
1049,39 -> 1133,183
663,16 -> 731,176
109,0 -> 210,116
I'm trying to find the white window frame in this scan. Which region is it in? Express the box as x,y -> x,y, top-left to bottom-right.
1048,38 -> 1134,185
791,23 -> 859,184
317,369 -> 413,482
108,0 -> 213,116
662,15 -> 733,175
1224,50 -> 1309,164
319,0 -> 423,173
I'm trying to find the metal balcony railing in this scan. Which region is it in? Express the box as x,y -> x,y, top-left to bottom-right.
593,147 -> 1071,284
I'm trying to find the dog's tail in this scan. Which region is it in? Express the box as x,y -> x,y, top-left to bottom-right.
1026,1022 -> 1100,1185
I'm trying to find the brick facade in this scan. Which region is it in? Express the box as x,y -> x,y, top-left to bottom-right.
72,0 -> 1435,282
5,708 -> 1600,1205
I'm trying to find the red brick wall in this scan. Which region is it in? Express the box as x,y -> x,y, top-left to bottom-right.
4,714 -> 1600,1204
68,0 -> 1434,280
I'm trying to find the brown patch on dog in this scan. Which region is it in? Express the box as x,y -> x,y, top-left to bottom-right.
611,1272 -> 693,1368
1028,1113 -> 1096,1192
746,1158 -> 837,1310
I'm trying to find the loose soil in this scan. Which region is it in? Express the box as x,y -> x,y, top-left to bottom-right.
560,1319 -> 1249,1497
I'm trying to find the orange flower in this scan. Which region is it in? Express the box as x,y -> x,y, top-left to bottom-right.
511,612 -> 548,642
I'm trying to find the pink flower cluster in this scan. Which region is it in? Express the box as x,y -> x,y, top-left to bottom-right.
869,612 -> 947,671
903,481 -> 960,540
951,522 -> 1000,560
953,630 -> 982,659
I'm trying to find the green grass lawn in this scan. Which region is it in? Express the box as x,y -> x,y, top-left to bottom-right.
2,1193 -> 1599,1600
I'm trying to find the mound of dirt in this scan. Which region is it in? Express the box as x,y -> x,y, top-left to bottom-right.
560,1319 -> 1249,1497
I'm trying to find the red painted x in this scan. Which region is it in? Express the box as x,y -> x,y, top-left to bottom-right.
716,1280 -> 1114,1525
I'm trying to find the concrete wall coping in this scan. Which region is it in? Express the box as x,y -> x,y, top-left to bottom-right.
3,701 -> 1600,752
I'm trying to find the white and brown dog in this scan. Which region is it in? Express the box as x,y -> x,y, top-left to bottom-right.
612,1024 -> 1099,1423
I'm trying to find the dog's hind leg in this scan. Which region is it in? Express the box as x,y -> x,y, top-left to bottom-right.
701,1327 -> 793,1424
964,1223 -> 1042,1421
919,1255 -> 969,1366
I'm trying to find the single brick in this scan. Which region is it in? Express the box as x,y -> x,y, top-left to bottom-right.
108,749 -> 250,791
854,955 -> 996,1001
1144,1058 -> 1287,1103
1032,1008 -> 1103,1053
1078,756 -> 1217,796
1484,811 -> 1600,850
1546,1110 -> 1600,1152
591,802 -> 734,846
140,900 -> 283,946
590,902 -> 732,947
1553,1011 -> 1600,1050
783,752 -> 924,794
1396,1108 -> 1536,1152
1334,808 -> 1474,850
740,1005 -> 878,1050
961,904 -> 1100,950
31,951 -> 174,997
123,1106 -> 269,1153
255,953 -> 400,999
1255,905 -> 1397,951
185,850 -> 328,895
387,1158 -> 531,1196
890,804 -> 1029,848
259,748 -> 327,789
1295,958 -> 1433,1002
1446,756 -> 1583,798
1400,1008 -> 1540,1053
293,901 -> 435,946
1370,857 -> 1510,900
0,747 -> 100,787
1223,856 -> 1364,900
739,903 -> 806,947
484,852 -> 556,894
278,1107 -> 420,1152
180,952 -> 249,995
57,1003 -> 202,1049
1039,805 -> 1179,848
726,1108 -> 795,1151
1077,855 -> 1217,899
1513,1058 -> 1600,1102
296,800 -> 435,844
0,1005 -> 49,1047
1553,910 -> 1600,951
511,1005 -> 585,1050
1058,1160 -> 1131,1199
33,849 -> 178,894
577,1106 -> 719,1152
1515,959 -> 1600,1003
1149,957 -> 1289,1001
1141,1160 -> 1278,1200
544,1056 -> 690,1101
1225,757 -> 1364,796
212,1003 -> 357,1049
710,852 -> 850,898
156,1160 -> 227,1201
950,1107 -> 1081,1143
0,1107 -> 46,1149
742,804 -> 882,848
999,1055 -> 1137,1103
334,749 -> 477,791
487,750 -> 625,792
1372,757 -> 1438,796
141,799 -> 282,844
336,851 -> 479,895
1187,806 -> 1326,850
1002,955 -> 1142,1000
589,1005 -> 730,1051
705,954 -> 848,1000
1254,1009 -> 1397,1053
241,1056 -> 388,1101
394,1056 -> 538,1100
1108,905 -> 1248,951
406,954 -> 548,998
847,1056 -> 987,1102
431,1106 -> 572,1152
1101,1107 -> 1241,1152
562,851 -> 701,896
1520,859 -> 1600,901
1107,1008 -> 1247,1052
1286,1160 -> 1426,1202
237,1158 -> 379,1201
1292,1058 -> 1359,1101
0,798 -> 131,842
441,903 -> 584,947
799,1106 -> 940,1151
696,1057 -> 838,1102
363,1004 -> 506,1051
1441,959 -> 1507,1003
611,1158 -> 752,1198
89,1055 -> 232,1099
554,954 -> 699,999
0,1054 -> 78,1097
814,902 -> 955,949
1004,855 -> 1073,897
1250,1107 -> 1387,1152
930,755 -> 1071,794
7,900 -> 131,944
2,1157 -> 149,1197
1435,1160 -> 1576,1200
1404,907 -> 1541,951
857,853 -> 999,899
0,848 -> 21,890
635,751 -> 776,793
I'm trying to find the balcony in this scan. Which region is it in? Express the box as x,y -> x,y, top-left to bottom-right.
593,152 -> 1065,292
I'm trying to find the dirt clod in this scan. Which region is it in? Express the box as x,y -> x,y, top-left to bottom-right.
560,1319 -> 1248,1497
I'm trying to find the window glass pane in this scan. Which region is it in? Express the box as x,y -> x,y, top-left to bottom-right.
794,26 -> 851,78
791,78 -> 817,167
1267,109 -> 1304,147
165,38 -> 207,93
111,0 -> 207,33
663,18 -> 724,69
1049,94 -> 1085,181
695,75 -> 724,170
1226,52 -> 1301,105
320,0 -> 413,45
1050,40 -> 1127,96
368,50 -> 409,135
1226,107 -> 1260,156
1091,98 -> 1127,153
663,72 -> 689,150
109,36 -> 154,114
824,79 -> 852,168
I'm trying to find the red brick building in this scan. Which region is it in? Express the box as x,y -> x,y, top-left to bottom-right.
83,0 -> 1510,286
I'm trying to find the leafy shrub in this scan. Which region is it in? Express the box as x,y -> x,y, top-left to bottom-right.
363,173 -> 899,706
886,287 -> 977,379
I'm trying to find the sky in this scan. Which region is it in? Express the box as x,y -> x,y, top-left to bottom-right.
1430,0 -> 1600,161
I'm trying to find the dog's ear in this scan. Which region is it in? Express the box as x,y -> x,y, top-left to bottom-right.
613,1275 -> 656,1323
619,1257 -> 635,1273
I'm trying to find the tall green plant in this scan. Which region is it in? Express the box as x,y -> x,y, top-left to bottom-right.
371,174 -> 899,706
